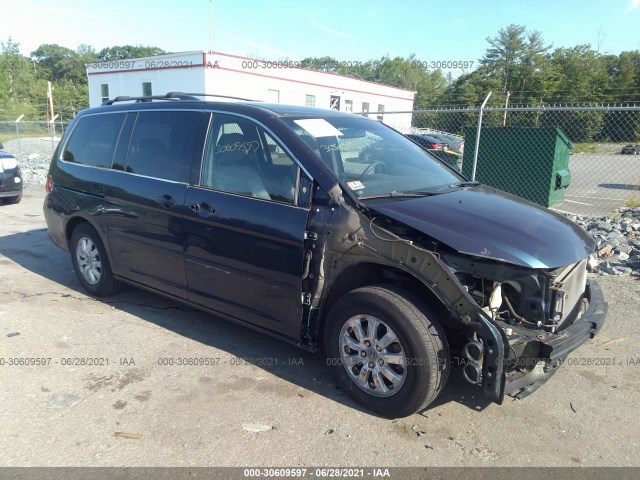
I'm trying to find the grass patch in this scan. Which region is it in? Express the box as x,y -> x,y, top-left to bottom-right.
626,195 -> 640,208
572,142 -> 634,154
572,143 -> 600,154
0,133 -> 52,144
0,132 -> 17,144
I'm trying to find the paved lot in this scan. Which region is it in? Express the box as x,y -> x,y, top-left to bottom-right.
1,186 -> 640,467
552,153 -> 640,217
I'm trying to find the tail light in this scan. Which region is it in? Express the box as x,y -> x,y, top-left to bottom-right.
45,174 -> 53,193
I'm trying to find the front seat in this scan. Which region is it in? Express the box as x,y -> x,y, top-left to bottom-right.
211,133 -> 271,200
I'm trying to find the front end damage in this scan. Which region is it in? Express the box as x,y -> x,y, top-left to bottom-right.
304,189 -> 607,404
440,252 -> 607,399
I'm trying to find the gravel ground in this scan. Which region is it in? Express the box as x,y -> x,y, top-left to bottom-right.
0,187 -> 639,468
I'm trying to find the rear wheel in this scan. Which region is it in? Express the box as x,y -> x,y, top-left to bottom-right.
70,223 -> 122,296
325,285 -> 449,418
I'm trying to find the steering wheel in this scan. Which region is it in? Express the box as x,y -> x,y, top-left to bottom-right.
360,161 -> 386,178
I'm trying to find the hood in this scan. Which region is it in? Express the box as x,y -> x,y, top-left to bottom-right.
366,185 -> 595,269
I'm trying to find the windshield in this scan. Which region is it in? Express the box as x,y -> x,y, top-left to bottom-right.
282,115 -> 464,198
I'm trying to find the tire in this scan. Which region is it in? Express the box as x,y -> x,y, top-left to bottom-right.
70,223 -> 122,296
324,285 -> 450,418
1,194 -> 22,205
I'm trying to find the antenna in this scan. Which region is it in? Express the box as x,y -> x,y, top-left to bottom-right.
209,0 -> 213,53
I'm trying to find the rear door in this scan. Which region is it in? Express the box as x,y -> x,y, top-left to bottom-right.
104,109 -> 206,299
183,113 -> 310,339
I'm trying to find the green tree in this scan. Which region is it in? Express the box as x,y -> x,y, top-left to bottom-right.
542,45 -> 608,141
0,38 -> 42,119
98,45 -> 166,60
480,24 -> 527,94
29,44 -> 98,119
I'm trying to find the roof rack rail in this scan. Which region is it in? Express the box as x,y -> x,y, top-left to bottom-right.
101,92 -> 260,106
101,92 -> 200,106
178,93 -> 261,102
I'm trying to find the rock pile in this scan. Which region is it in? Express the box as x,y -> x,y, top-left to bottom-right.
19,152 -> 52,185
2,138 -> 58,185
575,208 -> 640,276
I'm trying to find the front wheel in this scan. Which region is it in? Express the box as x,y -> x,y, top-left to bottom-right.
70,223 -> 122,296
325,285 -> 449,418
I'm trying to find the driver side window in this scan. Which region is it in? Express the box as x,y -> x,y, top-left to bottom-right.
201,115 -> 299,205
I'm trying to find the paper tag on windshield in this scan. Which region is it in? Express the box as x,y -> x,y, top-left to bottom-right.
294,119 -> 343,138
347,180 -> 365,191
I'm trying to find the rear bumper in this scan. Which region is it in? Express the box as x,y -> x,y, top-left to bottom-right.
503,278 -> 607,398
43,191 -> 70,252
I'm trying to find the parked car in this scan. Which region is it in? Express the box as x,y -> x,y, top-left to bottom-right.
437,133 -> 465,154
416,132 -> 465,155
621,144 -> 640,155
0,143 -> 23,205
405,133 -> 448,151
44,93 -> 606,418
404,134 -> 461,169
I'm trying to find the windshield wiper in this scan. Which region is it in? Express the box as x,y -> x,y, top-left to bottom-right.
359,190 -> 442,200
437,180 -> 480,191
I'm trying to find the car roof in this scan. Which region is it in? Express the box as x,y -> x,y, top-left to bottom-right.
79,97 -> 361,123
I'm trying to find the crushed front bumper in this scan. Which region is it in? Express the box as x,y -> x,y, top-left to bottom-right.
502,278 -> 607,399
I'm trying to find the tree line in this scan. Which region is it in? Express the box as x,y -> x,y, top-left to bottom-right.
0,41 -> 165,122
1,24 -> 639,140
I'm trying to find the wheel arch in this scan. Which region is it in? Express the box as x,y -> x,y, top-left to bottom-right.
65,215 -> 112,263
317,262 -> 459,347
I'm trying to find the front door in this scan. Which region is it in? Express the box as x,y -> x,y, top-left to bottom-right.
183,113 -> 309,340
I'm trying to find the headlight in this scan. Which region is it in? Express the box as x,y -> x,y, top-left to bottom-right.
1,157 -> 18,170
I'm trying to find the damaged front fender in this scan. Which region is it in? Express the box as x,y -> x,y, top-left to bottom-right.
307,192 -> 508,404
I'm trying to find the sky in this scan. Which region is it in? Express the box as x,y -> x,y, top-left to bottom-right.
2,0 -> 640,72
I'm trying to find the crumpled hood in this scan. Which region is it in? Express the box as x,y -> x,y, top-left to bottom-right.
366,185 -> 595,269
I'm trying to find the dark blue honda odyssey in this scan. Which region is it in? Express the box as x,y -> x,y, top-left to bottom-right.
43,93 -> 607,418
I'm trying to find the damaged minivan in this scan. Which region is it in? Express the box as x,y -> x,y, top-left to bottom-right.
44,93 -> 607,418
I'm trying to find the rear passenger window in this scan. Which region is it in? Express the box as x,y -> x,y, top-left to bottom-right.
126,111 -> 199,183
62,114 -> 125,168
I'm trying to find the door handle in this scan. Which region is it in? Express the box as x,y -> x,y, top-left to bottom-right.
190,201 -> 215,218
154,194 -> 176,208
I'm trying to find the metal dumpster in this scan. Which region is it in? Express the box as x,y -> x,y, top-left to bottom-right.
461,126 -> 573,207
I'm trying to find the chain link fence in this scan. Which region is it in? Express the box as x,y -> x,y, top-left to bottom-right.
375,104 -> 640,217
3,106 -> 640,215
0,120 -> 69,185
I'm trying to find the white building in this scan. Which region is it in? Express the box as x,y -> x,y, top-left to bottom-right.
87,51 -> 415,128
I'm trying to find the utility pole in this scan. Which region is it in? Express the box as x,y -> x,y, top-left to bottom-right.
47,81 -> 55,124
48,114 -> 59,156
47,81 -> 56,155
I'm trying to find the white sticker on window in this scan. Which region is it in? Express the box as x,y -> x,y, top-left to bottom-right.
294,119 -> 343,138
347,180 -> 365,191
